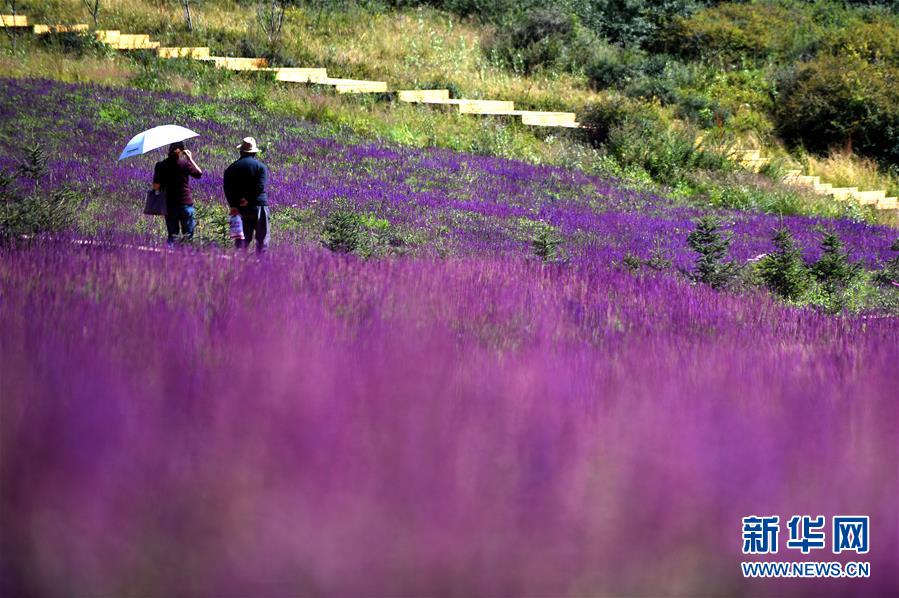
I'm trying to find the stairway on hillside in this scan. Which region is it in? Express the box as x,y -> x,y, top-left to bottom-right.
696,138 -> 898,214
3,13 -> 581,130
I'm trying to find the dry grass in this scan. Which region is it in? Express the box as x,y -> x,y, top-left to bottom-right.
20,1 -> 603,112
0,44 -> 134,85
805,150 -> 899,197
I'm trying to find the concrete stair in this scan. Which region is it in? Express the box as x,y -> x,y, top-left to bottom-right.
457,100 -> 516,115
271,67 -> 328,83
318,78 -> 388,93
877,197 -> 898,210
114,34 -> 159,50
95,30 -> 120,45
828,187 -> 858,201
397,89 -> 450,103
1,14 -> 28,27
14,17 -> 584,128
33,24 -> 88,34
205,56 -> 269,70
518,111 -> 578,127
157,46 -> 211,59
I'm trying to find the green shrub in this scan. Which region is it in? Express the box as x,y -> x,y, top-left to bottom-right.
810,232 -> 860,294
1,185 -> 82,239
485,8 -> 588,74
37,31 -> 110,57
758,227 -> 809,301
584,43 -> 645,89
775,54 -> 899,164
322,200 -> 361,254
674,93 -> 730,128
321,200 -> 391,257
660,2 -> 822,64
600,112 -> 731,183
531,220 -> 563,262
822,19 -> 899,66
872,237 -> 899,286
17,146 -> 48,182
686,215 -> 738,289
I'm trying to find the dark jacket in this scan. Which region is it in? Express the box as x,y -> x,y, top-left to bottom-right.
223,155 -> 269,208
153,156 -> 202,210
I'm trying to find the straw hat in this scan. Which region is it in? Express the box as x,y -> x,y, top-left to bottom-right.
237,137 -> 260,153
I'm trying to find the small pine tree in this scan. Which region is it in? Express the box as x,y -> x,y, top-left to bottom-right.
532,221 -> 563,262
322,200 -> 361,254
758,227 -> 808,301
810,232 -> 859,296
686,215 -> 737,289
873,237 -> 899,286
18,146 -> 48,183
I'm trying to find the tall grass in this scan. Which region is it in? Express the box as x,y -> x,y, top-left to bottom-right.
805,150 -> 899,197
1,243 -> 897,596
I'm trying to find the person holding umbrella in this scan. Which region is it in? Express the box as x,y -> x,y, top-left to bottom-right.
224,137 -> 270,254
119,125 -> 203,247
153,141 -> 203,247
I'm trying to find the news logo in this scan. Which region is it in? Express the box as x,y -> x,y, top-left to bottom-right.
741,515 -> 870,578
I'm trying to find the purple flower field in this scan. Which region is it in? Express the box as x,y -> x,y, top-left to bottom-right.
1,78 -> 898,595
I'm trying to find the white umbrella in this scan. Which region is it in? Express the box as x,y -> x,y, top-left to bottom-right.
118,125 -> 200,161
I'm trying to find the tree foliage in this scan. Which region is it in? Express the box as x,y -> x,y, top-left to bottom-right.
758,227 -> 808,301
687,215 -> 738,289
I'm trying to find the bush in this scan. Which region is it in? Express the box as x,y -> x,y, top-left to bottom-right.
38,31 -> 110,57
584,43 -> 645,89
660,2 -> 822,64
485,8 -> 597,74
757,227 -> 809,301
872,238 -> 899,286
322,200 -> 362,254
531,221 -> 564,262
775,55 -> 899,164
822,19 -> 899,66
321,200 -> 391,257
686,215 -> 738,289
810,232 -> 860,294
1,186 -> 82,239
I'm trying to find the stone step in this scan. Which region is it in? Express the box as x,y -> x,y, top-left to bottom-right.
271,67 -> 328,83
157,46 -> 211,59
518,110 -> 578,126
95,30 -> 120,45
851,189 -> 887,202
457,100 -> 516,114
829,188 -> 858,201
786,174 -> 821,187
397,89 -> 450,103
317,78 -> 388,93
33,23 -> 88,34
1,14 -> 28,27
876,197 -> 898,210
813,183 -> 833,194
115,34 -> 159,50
205,56 -> 269,70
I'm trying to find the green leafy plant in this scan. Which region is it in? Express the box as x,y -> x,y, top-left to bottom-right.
686,215 -> 738,289
758,227 -> 809,301
872,237 -> 899,287
18,146 -> 48,183
322,200 -> 361,254
531,220 -> 563,262
810,231 -> 860,297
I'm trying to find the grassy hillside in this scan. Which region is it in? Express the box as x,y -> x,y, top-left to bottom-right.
2,0 -> 899,227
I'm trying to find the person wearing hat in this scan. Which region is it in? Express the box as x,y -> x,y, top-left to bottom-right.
223,137 -> 271,253
153,141 -> 203,247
